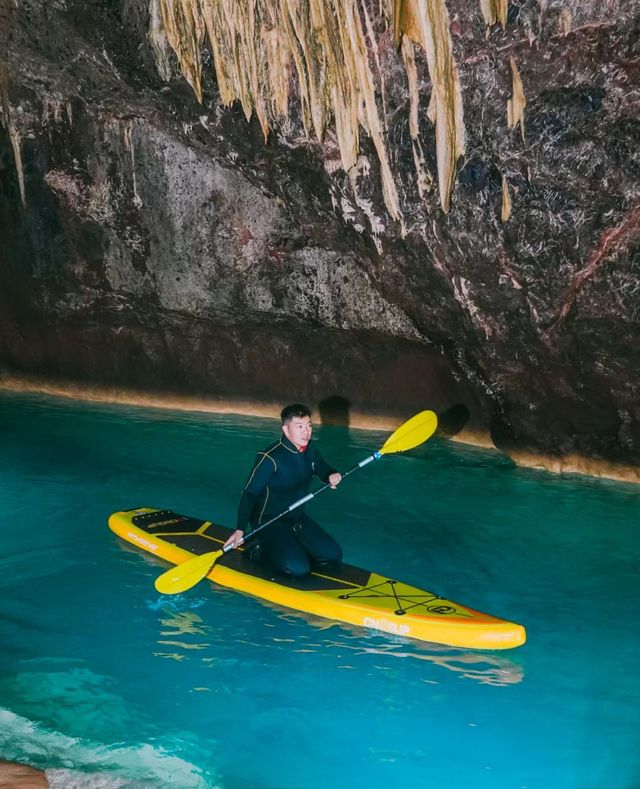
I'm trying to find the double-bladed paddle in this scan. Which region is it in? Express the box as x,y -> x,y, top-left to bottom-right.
154,409 -> 438,595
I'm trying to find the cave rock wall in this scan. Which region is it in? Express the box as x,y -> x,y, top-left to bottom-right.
1,0 -> 639,468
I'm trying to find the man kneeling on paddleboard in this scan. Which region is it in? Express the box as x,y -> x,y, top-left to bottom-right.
223,404 -> 342,579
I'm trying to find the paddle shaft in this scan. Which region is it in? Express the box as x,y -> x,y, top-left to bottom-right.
225,450 -> 382,554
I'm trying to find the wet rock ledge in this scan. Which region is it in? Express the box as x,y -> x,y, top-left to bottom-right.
0,759 -> 47,788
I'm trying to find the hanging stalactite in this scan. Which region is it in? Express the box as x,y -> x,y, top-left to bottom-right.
154,0 -> 466,220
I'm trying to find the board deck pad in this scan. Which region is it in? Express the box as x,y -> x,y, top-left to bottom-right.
109,508 -> 526,649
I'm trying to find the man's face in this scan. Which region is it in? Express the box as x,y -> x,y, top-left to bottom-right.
283,416 -> 312,449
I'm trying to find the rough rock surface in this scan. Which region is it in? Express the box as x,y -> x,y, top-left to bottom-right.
1,0 -> 639,473
0,759 -> 48,788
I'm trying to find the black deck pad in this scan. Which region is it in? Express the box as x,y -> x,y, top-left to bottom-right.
129,509 -> 371,592
132,510 -> 205,534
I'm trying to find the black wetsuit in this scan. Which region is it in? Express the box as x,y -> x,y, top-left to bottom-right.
236,434 -> 342,578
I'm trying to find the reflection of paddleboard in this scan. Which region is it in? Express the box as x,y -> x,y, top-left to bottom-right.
109,507 -> 526,650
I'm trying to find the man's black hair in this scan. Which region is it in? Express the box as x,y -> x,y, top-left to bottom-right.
281,403 -> 311,424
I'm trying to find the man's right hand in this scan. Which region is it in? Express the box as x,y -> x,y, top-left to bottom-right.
224,529 -> 245,551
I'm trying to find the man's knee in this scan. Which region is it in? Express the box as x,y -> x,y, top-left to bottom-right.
278,554 -> 311,578
263,545 -> 311,578
297,521 -> 342,566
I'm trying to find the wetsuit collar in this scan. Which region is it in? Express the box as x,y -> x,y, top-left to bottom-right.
282,434 -> 308,453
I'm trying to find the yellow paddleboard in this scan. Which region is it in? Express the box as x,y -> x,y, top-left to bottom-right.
108,507 -> 526,650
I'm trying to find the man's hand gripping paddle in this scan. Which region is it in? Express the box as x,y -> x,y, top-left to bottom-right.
154,410 -> 438,595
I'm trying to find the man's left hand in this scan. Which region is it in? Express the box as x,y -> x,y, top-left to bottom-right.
328,472 -> 342,489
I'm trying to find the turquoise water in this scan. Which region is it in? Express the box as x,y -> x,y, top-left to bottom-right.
0,391 -> 639,788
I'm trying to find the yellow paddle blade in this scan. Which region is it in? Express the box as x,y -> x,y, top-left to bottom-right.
379,410 -> 438,455
154,549 -> 223,595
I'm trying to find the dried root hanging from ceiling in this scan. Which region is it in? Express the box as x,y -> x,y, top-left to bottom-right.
0,89 -> 26,209
0,0 -> 25,209
395,0 -> 465,213
507,55 -> 526,142
479,0 -> 508,29
157,0 -> 466,219
501,175 -> 511,222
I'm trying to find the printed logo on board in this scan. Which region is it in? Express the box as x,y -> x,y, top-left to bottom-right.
151,517 -> 185,528
127,531 -> 158,552
152,518 -> 186,529
363,616 -> 411,637
427,605 -> 456,615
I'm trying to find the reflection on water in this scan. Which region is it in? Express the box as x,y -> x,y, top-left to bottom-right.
154,610 -> 211,658
152,651 -> 188,662
270,603 -> 524,686
160,611 -> 208,637
156,641 -> 210,651
355,645 -> 524,686
149,597 -> 523,687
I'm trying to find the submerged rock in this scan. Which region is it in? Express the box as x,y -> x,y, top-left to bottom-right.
1,1 -> 639,475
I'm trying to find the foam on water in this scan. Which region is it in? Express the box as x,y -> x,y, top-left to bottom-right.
0,709 -> 216,788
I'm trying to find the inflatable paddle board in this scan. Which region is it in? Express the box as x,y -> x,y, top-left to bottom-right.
109,507 -> 526,650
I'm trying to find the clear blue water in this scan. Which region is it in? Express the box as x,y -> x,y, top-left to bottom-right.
0,391 -> 639,789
